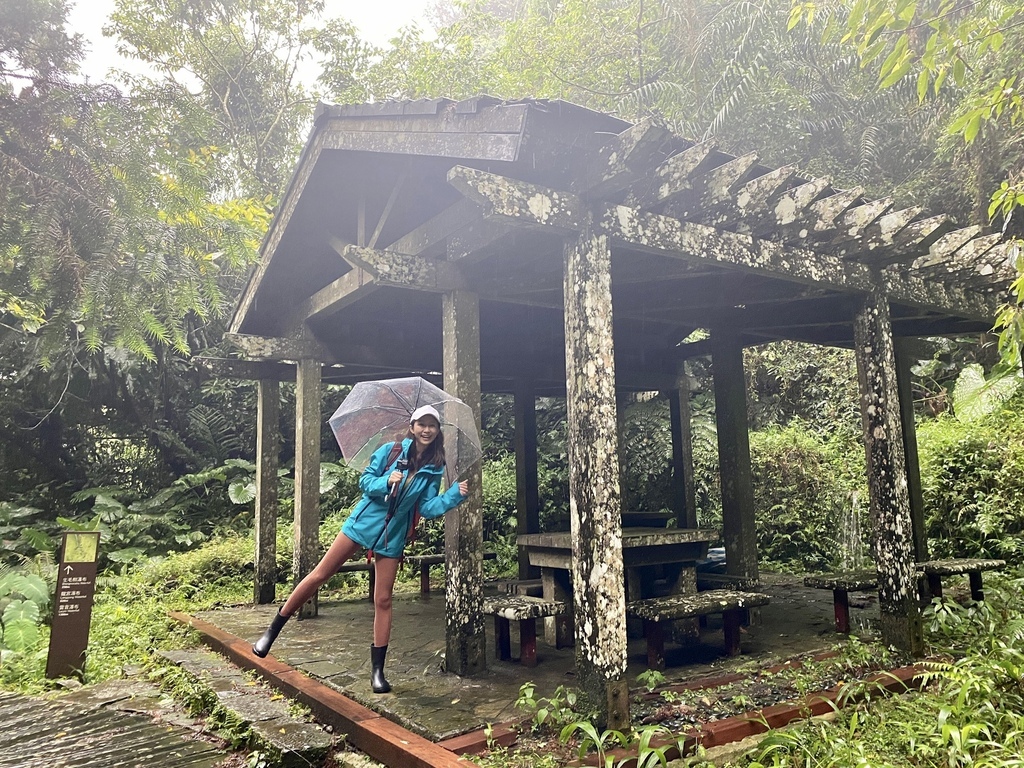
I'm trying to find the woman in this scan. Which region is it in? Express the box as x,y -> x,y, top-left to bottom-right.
251,405 -> 468,694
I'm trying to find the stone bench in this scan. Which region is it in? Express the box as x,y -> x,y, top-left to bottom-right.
916,558 -> 1005,602
803,570 -> 878,633
482,595 -> 566,667
626,589 -> 771,670
494,578 -> 543,597
336,560 -> 375,601
406,550 -> 497,595
696,572 -> 760,592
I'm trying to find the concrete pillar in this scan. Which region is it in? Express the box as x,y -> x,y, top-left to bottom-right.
514,379 -> 540,580
712,330 -> 758,581
563,221 -> 629,731
294,358 -> 321,619
669,368 -> 697,529
854,289 -> 923,654
254,379 -> 280,605
443,289 -> 487,676
894,338 -> 928,563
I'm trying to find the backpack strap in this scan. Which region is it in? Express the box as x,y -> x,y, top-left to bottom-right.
368,441 -> 419,563
385,441 -> 404,470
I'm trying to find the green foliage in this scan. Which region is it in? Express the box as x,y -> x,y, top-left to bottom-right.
0,534 -> 259,693
790,0 -> 1024,367
107,0 -> 367,196
0,560 -> 51,658
556,719 -> 689,767
124,534 -> 261,603
745,572 -> 1024,768
0,502 -> 56,563
514,682 -> 590,733
59,459 -> 257,567
636,668 -> 667,694
620,396 -> 675,514
744,343 -> 860,438
481,453 -> 518,541
559,720 -> 630,765
918,400 -> 1024,561
750,425 -> 867,571
951,362 -> 1021,422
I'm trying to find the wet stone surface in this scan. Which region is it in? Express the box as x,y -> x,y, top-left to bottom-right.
158,648 -> 333,765
0,688 -> 225,768
197,574 -> 882,741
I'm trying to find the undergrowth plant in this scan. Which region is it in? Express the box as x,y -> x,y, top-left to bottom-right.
0,558 -> 51,662
743,572 -> 1024,768
514,682 -> 589,732
918,395 -> 1024,562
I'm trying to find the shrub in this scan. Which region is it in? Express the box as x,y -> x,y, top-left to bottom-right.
0,559 -> 51,660
918,398 -> 1024,563
749,425 -> 867,571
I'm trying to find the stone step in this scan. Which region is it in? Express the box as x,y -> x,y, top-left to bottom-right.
0,691 -> 223,768
157,649 -> 334,767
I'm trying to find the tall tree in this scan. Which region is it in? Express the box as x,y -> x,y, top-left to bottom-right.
789,0 -> 1024,364
0,0 -> 271,496
107,0 -> 373,196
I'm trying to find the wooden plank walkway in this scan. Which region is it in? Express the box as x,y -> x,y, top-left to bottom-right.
0,691 -> 224,768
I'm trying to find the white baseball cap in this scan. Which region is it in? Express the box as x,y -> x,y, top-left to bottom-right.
409,405 -> 441,424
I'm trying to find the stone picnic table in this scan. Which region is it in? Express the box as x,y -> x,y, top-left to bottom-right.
517,527 -> 718,647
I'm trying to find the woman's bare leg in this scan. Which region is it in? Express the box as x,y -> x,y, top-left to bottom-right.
371,555 -> 401,647
280,532 -> 361,617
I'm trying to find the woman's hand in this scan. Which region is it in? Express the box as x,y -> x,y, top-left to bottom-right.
388,470 -> 403,487
458,480 -> 469,496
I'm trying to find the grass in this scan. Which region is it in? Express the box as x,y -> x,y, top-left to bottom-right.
0,525 -> 402,695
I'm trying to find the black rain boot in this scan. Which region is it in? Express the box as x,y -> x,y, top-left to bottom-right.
252,609 -> 289,658
370,644 -> 392,693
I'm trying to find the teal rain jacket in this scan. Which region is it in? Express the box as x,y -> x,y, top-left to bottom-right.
341,439 -> 466,559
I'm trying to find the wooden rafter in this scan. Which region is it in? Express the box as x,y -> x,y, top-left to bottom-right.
385,198 -> 484,257
571,119 -> 675,198
910,225 -> 982,274
624,140 -> 717,210
367,171 -> 407,249
334,241 -> 464,291
224,333 -> 333,362
446,165 -> 999,321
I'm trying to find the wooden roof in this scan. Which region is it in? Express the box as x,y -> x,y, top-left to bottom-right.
228,97 -> 1012,393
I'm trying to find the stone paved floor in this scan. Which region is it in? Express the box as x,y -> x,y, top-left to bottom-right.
196,573 -> 880,742
0,687 -> 225,768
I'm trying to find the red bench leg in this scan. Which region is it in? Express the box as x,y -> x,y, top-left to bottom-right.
833,588 -> 851,633
644,620 -> 665,671
723,609 -> 742,656
520,618 -> 538,668
494,616 -> 511,661
420,564 -> 431,595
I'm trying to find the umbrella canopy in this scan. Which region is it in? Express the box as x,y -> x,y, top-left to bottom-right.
328,377 -> 482,485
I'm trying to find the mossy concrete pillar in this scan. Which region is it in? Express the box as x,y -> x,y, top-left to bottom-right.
854,288 -> 923,654
443,288 -> 486,676
563,220 -> 629,731
294,358 -> 321,619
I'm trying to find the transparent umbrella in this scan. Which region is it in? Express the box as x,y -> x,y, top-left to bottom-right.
328,376 -> 482,485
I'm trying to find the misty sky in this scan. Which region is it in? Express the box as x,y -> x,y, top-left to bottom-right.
66,0 -> 433,81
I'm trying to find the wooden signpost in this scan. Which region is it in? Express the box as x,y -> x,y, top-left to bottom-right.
45,531 -> 101,679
